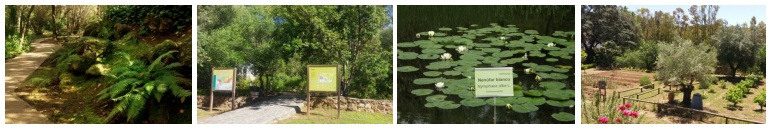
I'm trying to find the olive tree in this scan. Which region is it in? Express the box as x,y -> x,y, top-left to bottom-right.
656,38 -> 717,106
713,25 -> 762,77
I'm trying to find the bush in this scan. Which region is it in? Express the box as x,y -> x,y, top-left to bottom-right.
717,80 -> 728,89
639,76 -> 653,89
5,35 -> 32,59
747,73 -> 763,86
754,89 -> 766,110
699,78 -> 711,89
725,86 -> 744,106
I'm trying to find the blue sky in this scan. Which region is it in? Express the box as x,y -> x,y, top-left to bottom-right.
624,5 -> 765,25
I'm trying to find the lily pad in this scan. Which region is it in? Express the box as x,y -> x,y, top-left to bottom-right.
398,52 -> 419,60
443,71 -> 462,76
397,42 -> 418,48
524,90 -> 543,97
551,112 -> 575,121
422,48 -> 446,54
543,89 -> 572,100
411,89 -> 434,96
426,95 -> 448,102
524,30 -> 539,35
540,81 -> 567,90
436,102 -> 461,109
546,58 -> 558,62
418,54 -> 439,59
546,100 -> 574,107
397,66 -> 419,72
460,99 -> 487,107
423,71 -> 443,77
511,104 -> 539,113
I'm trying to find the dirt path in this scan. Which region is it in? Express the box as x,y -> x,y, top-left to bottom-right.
5,37 -> 60,124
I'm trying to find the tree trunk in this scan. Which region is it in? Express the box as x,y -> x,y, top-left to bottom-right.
51,5 -> 58,41
19,6 -> 36,52
681,84 -> 693,107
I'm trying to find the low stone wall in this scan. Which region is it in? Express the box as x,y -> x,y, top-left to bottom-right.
197,95 -> 250,109
309,96 -> 392,114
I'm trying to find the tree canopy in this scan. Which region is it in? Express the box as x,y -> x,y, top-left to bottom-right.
197,5 -> 393,99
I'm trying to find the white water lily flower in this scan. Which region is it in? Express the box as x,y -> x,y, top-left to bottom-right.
440,53 -> 452,60
525,68 -> 535,74
499,36 -> 506,41
506,104 -> 513,109
416,33 -> 421,38
428,31 -> 435,37
523,53 -> 528,58
435,82 -> 445,88
456,46 -> 467,52
535,75 -> 542,82
547,42 -> 555,47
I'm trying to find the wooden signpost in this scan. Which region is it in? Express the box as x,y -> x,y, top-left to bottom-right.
210,68 -> 237,112
307,65 -> 341,119
475,67 -> 514,124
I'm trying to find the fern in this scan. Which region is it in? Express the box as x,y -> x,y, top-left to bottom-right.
99,50 -> 190,122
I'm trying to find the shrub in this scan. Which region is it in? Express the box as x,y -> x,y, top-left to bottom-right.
5,35 -> 32,59
582,93 -> 644,124
724,86 -> 744,106
699,78 -> 711,89
754,89 -> 766,110
98,51 -> 191,122
639,76 -> 653,89
747,73 -> 763,86
717,80 -> 728,89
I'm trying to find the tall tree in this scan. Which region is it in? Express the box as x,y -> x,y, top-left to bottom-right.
51,5 -> 58,41
18,5 -> 36,52
656,38 -> 717,106
714,25 -> 762,77
581,5 -> 639,68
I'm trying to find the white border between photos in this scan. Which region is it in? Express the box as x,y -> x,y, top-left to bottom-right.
0,0 -> 768,130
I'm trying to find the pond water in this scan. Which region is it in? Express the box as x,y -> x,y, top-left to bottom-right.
396,5 -> 576,124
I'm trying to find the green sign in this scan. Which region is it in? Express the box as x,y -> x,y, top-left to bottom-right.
308,65 -> 339,92
475,67 -> 514,97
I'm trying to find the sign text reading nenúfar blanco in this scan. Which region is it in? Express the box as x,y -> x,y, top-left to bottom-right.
475,67 -> 514,97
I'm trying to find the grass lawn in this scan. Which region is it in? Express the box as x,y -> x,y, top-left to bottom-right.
277,108 -> 392,124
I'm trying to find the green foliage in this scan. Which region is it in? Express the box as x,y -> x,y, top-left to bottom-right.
753,89 -> 765,110
104,5 -> 192,32
746,73 -> 763,86
714,25 -> 763,77
581,5 -> 639,68
198,5 -> 392,99
639,76 -> 653,89
717,80 -> 728,89
99,51 -> 191,122
614,41 -> 658,71
5,34 -> 32,59
698,77 -> 712,89
724,85 -> 744,106
655,38 -> 717,87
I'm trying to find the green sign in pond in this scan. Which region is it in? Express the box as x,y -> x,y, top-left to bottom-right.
475,67 -> 514,97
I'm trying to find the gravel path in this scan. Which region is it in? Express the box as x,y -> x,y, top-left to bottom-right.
5,37 -> 60,124
200,94 -> 306,124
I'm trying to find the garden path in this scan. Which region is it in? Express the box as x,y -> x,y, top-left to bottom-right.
200,94 -> 306,124
5,37 -> 60,124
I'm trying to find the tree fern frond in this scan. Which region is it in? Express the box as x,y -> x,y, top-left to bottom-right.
109,78 -> 138,98
118,71 -> 140,78
169,84 -> 192,98
148,51 -> 178,72
126,94 -> 146,121
107,97 -> 131,119
162,62 -> 182,70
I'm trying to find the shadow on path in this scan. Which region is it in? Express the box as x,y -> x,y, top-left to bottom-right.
5,37 -> 61,124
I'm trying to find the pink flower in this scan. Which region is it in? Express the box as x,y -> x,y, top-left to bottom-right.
624,103 -> 632,108
598,117 -> 609,124
631,111 -> 639,118
615,118 -> 622,123
617,105 -> 626,111
622,110 -> 631,116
